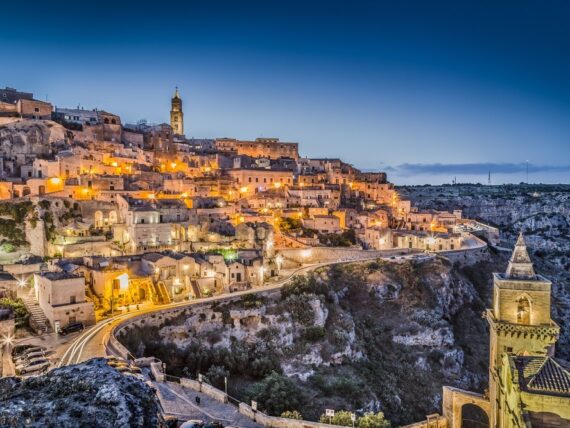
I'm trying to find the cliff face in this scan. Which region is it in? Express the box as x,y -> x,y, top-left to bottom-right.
0,119 -> 69,159
0,358 -> 161,428
119,254 -> 501,425
399,184 -> 570,358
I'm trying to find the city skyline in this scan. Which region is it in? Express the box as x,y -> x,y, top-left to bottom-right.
2,1 -> 570,184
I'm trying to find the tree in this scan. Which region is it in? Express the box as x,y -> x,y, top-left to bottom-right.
205,365 -> 229,390
358,412 -> 390,428
246,371 -> 304,416
281,410 -> 303,420
319,410 -> 353,427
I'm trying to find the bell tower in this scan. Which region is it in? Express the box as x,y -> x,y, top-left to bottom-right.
170,87 -> 184,136
486,233 -> 559,427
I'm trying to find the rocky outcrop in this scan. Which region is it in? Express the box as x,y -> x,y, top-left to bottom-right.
400,184 -> 570,359
0,358 -> 161,427
0,119 -> 69,159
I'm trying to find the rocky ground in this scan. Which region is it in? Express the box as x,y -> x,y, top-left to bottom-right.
119,251 -> 506,425
0,358 -> 161,427
399,184 -> 570,358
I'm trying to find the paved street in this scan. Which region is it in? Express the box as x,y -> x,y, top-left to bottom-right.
154,381 -> 261,427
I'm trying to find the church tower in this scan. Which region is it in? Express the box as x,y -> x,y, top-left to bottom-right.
170,87 -> 184,136
486,233 -> 560,427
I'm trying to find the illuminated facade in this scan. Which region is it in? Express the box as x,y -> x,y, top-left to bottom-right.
170,87 -> 184,136
441,234 -> 570,428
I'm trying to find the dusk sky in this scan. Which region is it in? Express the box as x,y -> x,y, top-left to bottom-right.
2,1 -> 570,184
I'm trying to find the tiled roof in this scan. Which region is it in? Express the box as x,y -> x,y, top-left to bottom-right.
515,356 -> 570,396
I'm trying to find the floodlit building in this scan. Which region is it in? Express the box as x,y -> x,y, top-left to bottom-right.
440,234 -> 570,427
34,271 -> 95,332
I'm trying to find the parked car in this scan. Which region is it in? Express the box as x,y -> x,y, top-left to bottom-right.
180,420 -> 204,428
14,350 -> 45,365
16,358 -> 49,375
12,345 -> 44,358
58,322 -> 84,336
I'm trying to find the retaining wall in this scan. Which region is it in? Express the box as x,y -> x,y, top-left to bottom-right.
279,247 -> 413,265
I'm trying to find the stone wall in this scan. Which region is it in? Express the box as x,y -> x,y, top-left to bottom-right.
442,386 -> 490,428
279,247 -> 412,265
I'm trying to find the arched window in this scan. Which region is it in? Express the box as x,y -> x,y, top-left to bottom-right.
517,297 -> 531,324
461,404 -> 489,428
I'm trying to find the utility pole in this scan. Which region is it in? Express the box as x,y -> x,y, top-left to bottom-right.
526,160 -> 529,184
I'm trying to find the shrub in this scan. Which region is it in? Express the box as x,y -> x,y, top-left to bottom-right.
284,294 -> 315,325
205,365 -> 229,389
281,274 -> 328,299
281,410 -> 303,420
319,410 -> 354,427
0,298 -> 30,328
358,412 -> 391,428
246,371 -> 304,416
303,326 -> 326,342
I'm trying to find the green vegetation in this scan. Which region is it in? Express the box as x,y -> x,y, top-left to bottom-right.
0,201 -> 34,223
281,410 -> 303,420
43,211 -> 56,242
280,274 -> 328,299
0,298 -> 30,328
277,217 -> 302,232
206,248 -> 239,261
303,325 -> 326,342
318,229 -> 356,247
118,325 -> 281,380
0,201 -> 35,249
119,256 -> 496,425
245,371 -> 305,416
319,411 -> 390,428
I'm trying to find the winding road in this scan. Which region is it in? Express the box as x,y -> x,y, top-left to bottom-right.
58,253 -> 420,366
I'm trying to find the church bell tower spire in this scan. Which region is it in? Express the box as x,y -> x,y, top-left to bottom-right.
170,86 -> 184,136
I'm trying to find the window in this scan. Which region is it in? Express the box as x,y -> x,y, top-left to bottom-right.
517,297 -> 531,324
70,296 -> 76,304
34,107 -> 39,112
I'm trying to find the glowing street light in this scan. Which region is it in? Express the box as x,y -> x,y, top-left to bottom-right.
1,333 -> 14,348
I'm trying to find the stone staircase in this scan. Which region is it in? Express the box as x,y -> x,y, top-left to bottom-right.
20,292 -> 52,334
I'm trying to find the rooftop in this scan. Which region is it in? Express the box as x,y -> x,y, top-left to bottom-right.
41,271 -> 82,281
514,356 -> 570,397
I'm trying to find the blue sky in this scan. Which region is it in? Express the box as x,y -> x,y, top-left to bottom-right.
1,1 -> 569,184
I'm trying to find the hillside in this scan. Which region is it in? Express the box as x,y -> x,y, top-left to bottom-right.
399,184 -> 570,358
118,252 -> 506,425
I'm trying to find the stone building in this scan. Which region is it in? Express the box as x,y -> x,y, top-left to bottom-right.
440,234 -> 570,428
33,271 -> 95,332
225,167 -> 294,195
215,137 -> 299,160
170,87 -> 184,136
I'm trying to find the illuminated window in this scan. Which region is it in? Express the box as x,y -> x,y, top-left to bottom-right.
517,297 -> 531,324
